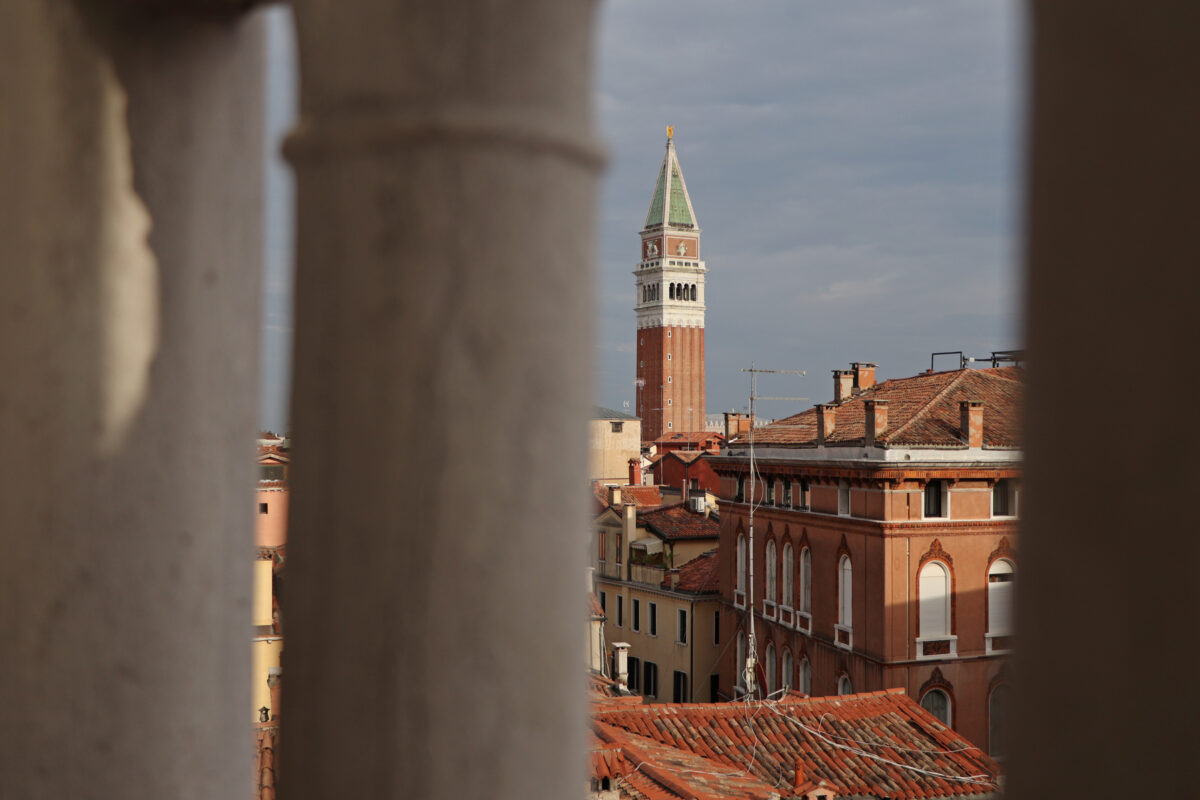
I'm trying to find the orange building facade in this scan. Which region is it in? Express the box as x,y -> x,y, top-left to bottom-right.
712,362 -> 1021,757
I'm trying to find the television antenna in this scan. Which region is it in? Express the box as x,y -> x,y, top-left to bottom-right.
738,363 -> 806,699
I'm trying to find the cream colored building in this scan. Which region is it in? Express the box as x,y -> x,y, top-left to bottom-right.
589,407 -> 642,484
593,499 -> 722,702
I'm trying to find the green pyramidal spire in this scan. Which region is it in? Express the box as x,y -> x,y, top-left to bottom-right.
644,129 -> 698,230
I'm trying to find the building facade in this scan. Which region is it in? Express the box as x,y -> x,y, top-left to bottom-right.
634,130 -> 706,442
590,407 -> 643,484
712,362 -> 1021,755
594,500 -> 722,703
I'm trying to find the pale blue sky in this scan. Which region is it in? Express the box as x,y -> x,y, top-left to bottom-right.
258,2 -> 1024,432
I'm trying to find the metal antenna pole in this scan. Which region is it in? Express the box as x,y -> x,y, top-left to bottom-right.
737,365 -> 807,700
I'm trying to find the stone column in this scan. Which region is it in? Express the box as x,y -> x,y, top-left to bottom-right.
0,3 -> 267,796
282,2 -> 602,797
1014,1 -> 1200,798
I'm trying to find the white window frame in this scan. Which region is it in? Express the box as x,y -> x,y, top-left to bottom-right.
986,559 -> 1015,653
837,481 -> 850,516
835,554 -> 853,650
765,643 -> 777,696
782,649 -> 793,691
734,534 -> 747,608
799,658 -> 811,695
763,539 -> 778,618
837,675 -> 853,696
916,560 -> 957,659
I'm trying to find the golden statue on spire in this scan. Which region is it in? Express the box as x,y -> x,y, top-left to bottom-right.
667,125 -> 674,140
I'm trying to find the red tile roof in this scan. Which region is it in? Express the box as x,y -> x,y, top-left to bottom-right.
589,592 -> 606,619
741,367 -> 1022,449
665,449 -> 706,465
656,431 -> 724,444
638,503 -> 719,541
592,689 -> 1001,799
593,482 -> 666,515
665,549 -> 719,594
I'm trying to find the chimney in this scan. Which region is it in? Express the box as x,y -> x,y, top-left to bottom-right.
623,502 -> 636,564
794,762 -> 805,790
960,400 -> 984,447
628,458 -> 642,486
725,411 -> 753,439
613,642 -> 630,689
832,369 -> 854,402
852,361 -> 877,392
668,568 -> 681,589
267,668 -> 282,721
864,399 -> 888,447
816,404 -> 836,446
608,484 -> 621,506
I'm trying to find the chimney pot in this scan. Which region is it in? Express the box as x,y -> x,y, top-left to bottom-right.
960,400 -> 984,448
816,404 -> 836,446
851,362 -> 878,392
628,458 -> 642,486
613,642 -> 630,689
832,369 -> 854,403
865,399 -> 889,447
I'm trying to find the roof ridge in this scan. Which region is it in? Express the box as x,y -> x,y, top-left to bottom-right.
881,370 -> 969,445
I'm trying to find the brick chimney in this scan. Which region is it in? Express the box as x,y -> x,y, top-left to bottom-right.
794,762 -> 805,790
865,399 -> 888,447
816,404 -> 836,446
852,361 -> 877,392
832,369 -> 854,402
960,400 -> 984,447
724,411 -> 753,439
613,642 -> 630,690
628,458 -> 642,486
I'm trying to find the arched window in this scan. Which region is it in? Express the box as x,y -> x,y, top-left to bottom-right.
921,688 -> 952,726
765,540 -> 777,604
799,658 -> 811,695
989,684 -> 1011,758
838,555 -> 853,627
782,649 -> 793,691
669,283 -> 675,300
765,643 -> 777,695
837,674 -> 853,696
782,543 -> 794,608
918,561 -> 951,638
691,284 -> 697,301
736,535 -> 747,594
988,559 -> 1015,635
736,631 -> 747,694
799,547 -> 811,613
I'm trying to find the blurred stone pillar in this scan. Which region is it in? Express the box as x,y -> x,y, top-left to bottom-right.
0,3 -> 267,796
282,1 -> 602,797
1015,1 -> 1200,797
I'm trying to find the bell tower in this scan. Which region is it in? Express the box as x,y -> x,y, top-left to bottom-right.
634,128 -> 706,443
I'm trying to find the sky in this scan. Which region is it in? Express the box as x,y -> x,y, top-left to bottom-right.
258,2 -> 1024,432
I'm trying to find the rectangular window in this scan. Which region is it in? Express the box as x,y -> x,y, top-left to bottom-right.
616,532 -> 622,564
677,609 -> 688,644
632,598 -> 641,632
799,479 -> 809,508
783,480 -> 792,507
617,595 -> 624,627
258,502 -> 268,514
259,465 -> 285,481
673,671 -> 688,703
643,662 -> 659,698
838,482 -> 850,516
713,610 -> 720,646
610,421 -> 623,433
599,591 -> 606,613
598,531 -> 606,562
925,480 -> 945,518
689,478 -> 699,491
765,477 -> 775,505
993,479 -> 1015,516
649,602 -> 658,636
628,656 -> 641,693
710,674 -> 720,702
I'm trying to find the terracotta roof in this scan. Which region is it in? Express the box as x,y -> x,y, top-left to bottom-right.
257,444 -> 290,460
740,367 -> 1022,449
656,431 -> 724,444
665,449 -> 706,465
638,503 -> 719,541
592,689 -> 1001,799
593,482 -> 666,514
589,592 -> 606,619
666,549 -> 719,594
